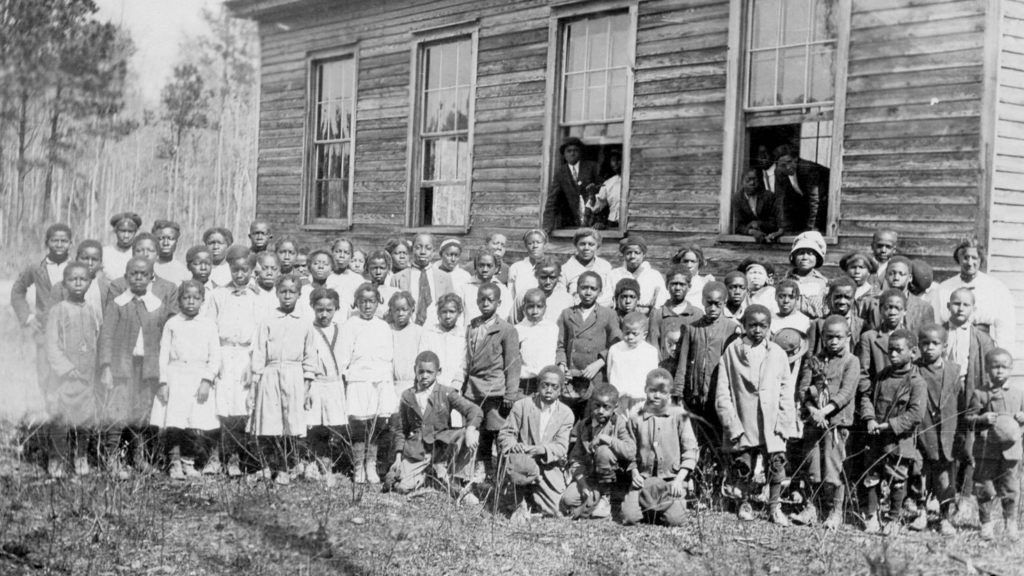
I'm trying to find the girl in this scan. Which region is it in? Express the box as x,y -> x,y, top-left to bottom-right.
151,281 -> 221,480
607,235 -> 666,315
366,250 -> 397,319
839,251 -> 879,313
784,231 -> 829,319
562,227 -> 613,307
274,238 -> 299,276
297,249 -> 334,322
739,257 -> 778,314
671,245 -> 714,311
418,293 -> 467,391
385,237 -> 412,275
389,291 -> 422,398
435,238 -> 473,293
105,212 -> 141,279
203,227 -> 233,288
508,229 -> 552,307
461,249 -> 513,326
304,287 -> 348,486
249,274 -> 317,485
351,249 -> 367,275
327,237 -> 364,313
338,283 -> 395,484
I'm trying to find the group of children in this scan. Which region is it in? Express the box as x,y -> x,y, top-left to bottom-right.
12,214 -> 1023,538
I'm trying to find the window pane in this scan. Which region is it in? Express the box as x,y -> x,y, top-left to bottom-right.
749,50 -> 776,107
751,0 -> 781,50
457,87 -> 470,131
422,136 -> 468,182
607,69 -> 627,119
457,40 -> 471,85
564,73 -> 585,123
610,15 -> 630,67
782,0 -> 811,44
778,46 -> 806,105
423,87 -> 457,133
800,120 -> 832,167
425,185 -> 467,227
588,21 -> 609,69
425,45 -> 442,90
808,44 -> 834,103
566,22 -> 587,73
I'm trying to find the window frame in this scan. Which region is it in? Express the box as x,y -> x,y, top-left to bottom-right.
302,46 -> 359,230
405,25 -> 479,234
719,0 -> 851,243
542,1 -> 638,238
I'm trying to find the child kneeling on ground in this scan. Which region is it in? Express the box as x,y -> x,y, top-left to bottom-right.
560,385 -> 636,519
390,351 -> 482,503
622,369 -> 699,527
499,365 -> 574,522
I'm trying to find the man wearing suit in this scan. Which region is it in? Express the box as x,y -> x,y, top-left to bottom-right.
774,145 -> 830,234
543,137 -> 602,234
732,168 -> 782,243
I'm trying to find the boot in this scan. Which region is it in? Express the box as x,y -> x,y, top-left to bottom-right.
980,521 -> 996,540
1006,518 -> 1020,539
181,458 -> 201,479
303,460 -> 322,482
169,458 -> 185,481
226,454 -> 243,478
791,501 -> 818,526
47,458 -> 66,479
352,442 -> 367,484
862,513 -> 881,534
364,442 -> 380,484
73,456 -> 91,476
201,455 -> 222,476
823,485 -> 845,531
769,503 -> 791,526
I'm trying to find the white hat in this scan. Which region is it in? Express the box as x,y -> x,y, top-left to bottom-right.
790,231 -> 826,268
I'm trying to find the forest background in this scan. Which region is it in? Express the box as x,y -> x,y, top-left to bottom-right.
0,0 -> 258,279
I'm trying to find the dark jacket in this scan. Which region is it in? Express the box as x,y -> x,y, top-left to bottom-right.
98,293 -> 169,381
732,188 -> 779,236
946,323 -> 995,462
860,364 -> 926,458
567,412 -> 635,481
110,276 -> 179,313
860,293 -> 934,337
11,258 -> 61,332
806,313 -> 865,357
798,350 -> 860,428
777,159 -> 829,233
672,314 -> 741,415
543,159 -> 602,233
392,384 -> 483,462
464,316 -> 521,402
915,359 -> 963,462
555,304 -> 621,392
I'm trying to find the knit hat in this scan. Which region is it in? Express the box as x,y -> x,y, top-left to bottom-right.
614,278 -> 641,298
839,251 -> 877,274
109,212 -> 142,229
618,234 -> 648,254
990,414 -> 1022,449
909,259 -> 933,295
789,231 -> 826,268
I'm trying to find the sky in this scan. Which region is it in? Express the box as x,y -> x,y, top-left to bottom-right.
94,0 -> 218,103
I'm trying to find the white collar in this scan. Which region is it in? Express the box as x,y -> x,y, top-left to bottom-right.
113,288 -> 162,312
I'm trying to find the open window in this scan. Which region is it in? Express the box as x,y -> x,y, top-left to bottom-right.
409,33 -> 476,230
721,0 -> 850,240
546,7 -> 635,235
306,54 -> 356,226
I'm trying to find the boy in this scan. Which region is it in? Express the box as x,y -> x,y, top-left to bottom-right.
791,315 -> 860,529
862,256 -> 934,335
524,256 -> 572,324
556,271 -> 621,421
516,289 -> 559,395
562,228 -> 613,308
607,235 -> 666,315
390,233 -> 436,325
485,232 -> 510,285
858,289 -> 908,384
498,365 -> 574,521
648,266 -> 704,368
675,282 -> 742,448
772,279 -> 811,337
460,249 -> 513,327
613,278 -> 641,326
44,262 -> 101,477
207,249 -> 261,477
943,287 -> 995,510
203,227 -> 233,288
253,251 -> 282,319
859,329 -> 926,533
390,351 -> 482,502
73,239 -> 111,318
152,220 -> 189,286
606,311 -> 660,411
560,385 -> 635,519
105,212 -> 141,279
186,245 -> 215,289
716,304 -> 795,525
98,257 -> 169,478
914,323 -> 963,534
622,369 -> 699,527
417,293 -> 467,390
807,277 -> 864,356
871,229 -> 897,283
248,221 -> 272,254
966,348 -> 1024,539
110,233 -> 179,311
12,223 -> 73,398
465,282 -> 521,481
722,271 -> 747,321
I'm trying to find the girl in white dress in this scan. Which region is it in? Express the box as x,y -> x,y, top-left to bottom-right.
151,280 -> 221,480
339,283 -> 395,484
304,287 -> 348,486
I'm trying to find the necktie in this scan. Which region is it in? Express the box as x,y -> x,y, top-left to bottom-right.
415,266 -> 432,325
571,164 -> 578,182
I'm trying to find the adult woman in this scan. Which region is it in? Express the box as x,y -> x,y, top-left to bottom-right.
939,238 -> 1016,352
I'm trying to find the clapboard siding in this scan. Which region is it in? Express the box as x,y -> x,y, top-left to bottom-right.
990,0 -> 1024,363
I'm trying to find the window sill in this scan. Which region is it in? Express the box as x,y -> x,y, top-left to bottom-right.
303,221 -> 351,232
550,228 -> 626,240
401,226 -> 470,235
717,233 -> 838,245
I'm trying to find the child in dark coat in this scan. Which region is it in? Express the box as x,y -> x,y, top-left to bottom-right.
859,329 -> 926,533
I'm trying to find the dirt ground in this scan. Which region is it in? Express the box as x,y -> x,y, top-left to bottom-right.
2,283 -> 1023,576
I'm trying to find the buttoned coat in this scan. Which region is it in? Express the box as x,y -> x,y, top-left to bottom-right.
555,304 -> 621,390
464,316 -> 521,401
916,360 -> 963,462
392,384 -> 484,462
498,395 -> 574,467
860,365 -> 926,458
542,159 -> 602,233
715,338 -> 796,453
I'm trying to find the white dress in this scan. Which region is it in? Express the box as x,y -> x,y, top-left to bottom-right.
340,316 -> 396,419
249,309 -> 318,436
308,322 -> 348,427
150,314 -> 222,431
208,286 -> 261,418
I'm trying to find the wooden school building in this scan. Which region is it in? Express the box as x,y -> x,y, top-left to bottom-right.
227,0 -> 1024,359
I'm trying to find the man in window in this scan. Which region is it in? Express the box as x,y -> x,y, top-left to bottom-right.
543,137 -> 602,234
774,144 -> 830,235
732,169 -> 782,243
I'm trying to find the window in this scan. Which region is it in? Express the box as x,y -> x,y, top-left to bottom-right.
410,35 -> 475,229
308,55 -> 356,224
722,0 -> 849,238
547,9 -> 635,232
